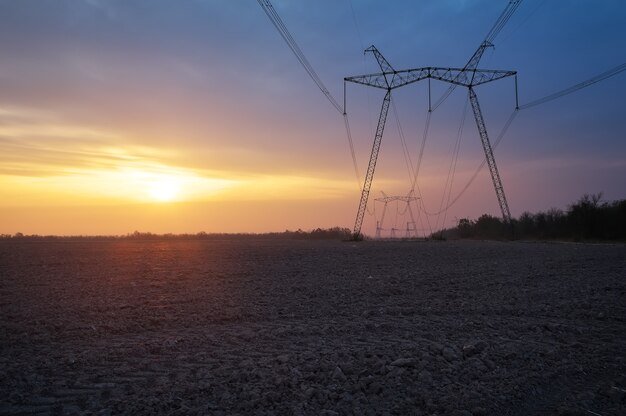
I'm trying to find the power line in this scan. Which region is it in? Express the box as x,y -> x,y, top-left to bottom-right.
499,0 -> 546,44
343,113 -> 361,190
425,109 -> 519,217
348,0 -> 364,52
519,62 -> 626,110
431,1 -> 523,112
438,96 -> 469,231
484,0 -> 523,43
411,110 -> 432,192
257,0 -> 343,114
257,0 -> 362,195
391,97 -> 416,186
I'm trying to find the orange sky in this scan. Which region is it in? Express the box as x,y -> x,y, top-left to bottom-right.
0,107 -> 359,234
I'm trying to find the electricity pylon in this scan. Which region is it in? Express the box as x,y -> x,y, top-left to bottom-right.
345,42 -> 516,239
374,191 -> 420,239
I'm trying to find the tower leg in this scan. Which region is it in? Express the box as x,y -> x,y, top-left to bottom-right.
468,87 -> 512,225
352,90 -> 392,240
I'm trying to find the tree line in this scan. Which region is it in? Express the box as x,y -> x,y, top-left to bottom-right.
448,193 -> 626,241
1,227 -> 353,241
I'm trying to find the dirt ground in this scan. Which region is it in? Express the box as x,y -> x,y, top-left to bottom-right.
0,239 -> 624,415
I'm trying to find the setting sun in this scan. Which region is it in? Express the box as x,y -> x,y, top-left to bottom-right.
147,178 -> 180,202
120,166 -> 239,204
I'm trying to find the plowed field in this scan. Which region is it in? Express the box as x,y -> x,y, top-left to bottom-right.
1,239 -> 624,415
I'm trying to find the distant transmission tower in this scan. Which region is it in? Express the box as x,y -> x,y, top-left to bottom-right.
374,191 -> 420,239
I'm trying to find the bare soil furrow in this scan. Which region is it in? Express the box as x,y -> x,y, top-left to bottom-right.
1,239 -> 624,415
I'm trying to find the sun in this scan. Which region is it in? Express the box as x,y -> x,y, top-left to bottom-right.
147,178 -> 181,202
105,165 -> 237,203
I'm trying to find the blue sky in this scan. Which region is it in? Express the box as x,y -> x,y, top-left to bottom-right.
0,0 -> 625,235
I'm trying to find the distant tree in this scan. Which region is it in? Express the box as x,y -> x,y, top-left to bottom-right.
449,193 -> 626,241
545,208 -> 566,239
457,218 -> 474,238
517,212 -> 534,237
474,214 -> 506,239
568,193 -> 603,239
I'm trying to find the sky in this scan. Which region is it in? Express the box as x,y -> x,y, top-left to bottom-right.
0,0 -> 625,236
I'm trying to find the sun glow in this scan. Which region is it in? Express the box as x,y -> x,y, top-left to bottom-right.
147,177 -> 181,202
126,169 -> 185,202
0,139 -> 239,206
119,167 -> 238,203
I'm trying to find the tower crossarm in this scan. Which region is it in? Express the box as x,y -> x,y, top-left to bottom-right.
345,67 -> 515,90
426,67 -> 516,87
345,68 -> 430,90
344,73 -> 391,90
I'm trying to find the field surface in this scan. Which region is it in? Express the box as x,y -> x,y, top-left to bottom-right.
1,239 -> 625,415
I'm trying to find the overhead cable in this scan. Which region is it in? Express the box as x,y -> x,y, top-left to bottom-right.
437,96 -> 469,230
257,0 -> 343,114
484,0 -> 523,43
391,97 -> 416,186
431,0 -> 523,112
424,109 -> 519,217
343,114 -> 362,190
519,62 -> 626,110
258,0 -> 362,194
410,111 -> 432,191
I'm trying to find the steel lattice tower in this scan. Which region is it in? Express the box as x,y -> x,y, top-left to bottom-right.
345,41 -> 517,239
